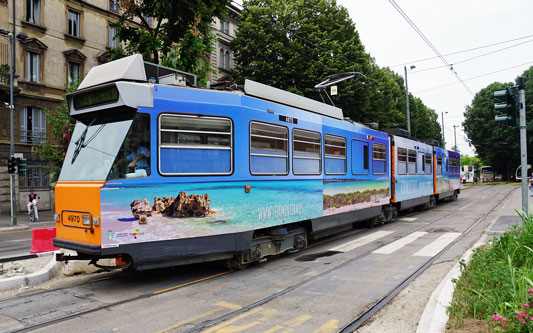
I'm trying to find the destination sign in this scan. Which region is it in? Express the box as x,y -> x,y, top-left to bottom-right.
73,85 -> 119,109
279,115 -> 298,124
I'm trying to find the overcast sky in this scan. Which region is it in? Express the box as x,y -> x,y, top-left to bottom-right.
338,0 -> 533,155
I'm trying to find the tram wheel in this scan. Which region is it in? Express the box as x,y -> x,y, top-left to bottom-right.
365,216 -> 381,228
225,256 -> 249,271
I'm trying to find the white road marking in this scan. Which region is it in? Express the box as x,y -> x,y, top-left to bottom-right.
413,232 -> 461,257
398,217 -> 418,222
458,202 -> 474,211
372,232 -> 427,254
329,231 -> 394,253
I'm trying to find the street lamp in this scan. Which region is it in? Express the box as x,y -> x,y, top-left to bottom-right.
441,111 -> 448,148
404,65 -> 416,135
0,28 -> 28,226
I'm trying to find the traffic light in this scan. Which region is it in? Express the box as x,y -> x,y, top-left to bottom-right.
494,86 -> 517,127
7,156 -> 16,173
16,157 -> 26,175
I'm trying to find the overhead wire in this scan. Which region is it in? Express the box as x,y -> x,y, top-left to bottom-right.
388,0 -> 474,97
391,34 -> 533,68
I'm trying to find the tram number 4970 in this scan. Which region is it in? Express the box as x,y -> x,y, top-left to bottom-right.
67,214 -> 81,223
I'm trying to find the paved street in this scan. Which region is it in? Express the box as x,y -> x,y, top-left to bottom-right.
0,184 -> 526,332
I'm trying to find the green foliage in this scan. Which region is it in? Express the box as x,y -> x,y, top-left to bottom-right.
232,0 -> 443,144
448,211 -> 533,331
463,66 -> 533,181
461,155 -> 482,167
36,80 -> 80,184
110,0 -> 229,86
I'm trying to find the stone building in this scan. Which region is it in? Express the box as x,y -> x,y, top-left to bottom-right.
0,0 -> 240,214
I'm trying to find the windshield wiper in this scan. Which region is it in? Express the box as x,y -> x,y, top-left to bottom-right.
71,118 -> 106,164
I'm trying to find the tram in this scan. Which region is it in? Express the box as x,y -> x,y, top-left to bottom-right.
54,54 -> 460,270
479,166 -> 494,182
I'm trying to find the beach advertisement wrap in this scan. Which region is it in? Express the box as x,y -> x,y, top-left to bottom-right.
322,179 -> 389,216
100,179 -> 390,247
100,181 -> 324,247
394,176 -> 433,202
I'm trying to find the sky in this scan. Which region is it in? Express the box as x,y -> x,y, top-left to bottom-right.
337,0 -> 533,156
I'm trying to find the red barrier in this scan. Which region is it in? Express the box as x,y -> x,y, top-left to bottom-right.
30,228 -> 60,254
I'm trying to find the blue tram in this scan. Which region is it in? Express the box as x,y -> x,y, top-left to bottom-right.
54,55 -> 459,270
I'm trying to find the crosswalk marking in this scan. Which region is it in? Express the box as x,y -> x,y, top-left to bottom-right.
413,232 -> 461,257
328,231 -> 394,253
372,231 -> 427,254
398,217 -> 418,222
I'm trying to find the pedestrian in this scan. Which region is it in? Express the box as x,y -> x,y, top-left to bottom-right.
26,189 -> 39,221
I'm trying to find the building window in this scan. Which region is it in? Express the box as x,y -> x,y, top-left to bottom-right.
219,48 -> 231,70
351,139 -> 369,175
68,10 -> 80,37
293,129 -> 321,175
159,114 -> 232,175
67,61 -> 79,84
19,162 -> 50,189
250,121 -> 288,175
25,51 -> 40,83
397,147 -> 407,175
220,20 -> 229,34
225,51 -> 230,69
109,0 -> 119,13
324,134 -> 346,175
109,25 -> 118,48
144,16 -> 152,27
372,143 -> 387,174
26,0 -> 41,25
20,107 -> 46,144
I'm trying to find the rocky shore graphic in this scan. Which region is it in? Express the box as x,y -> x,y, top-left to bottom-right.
323,188 -> 389,215
130,191 -> 213,219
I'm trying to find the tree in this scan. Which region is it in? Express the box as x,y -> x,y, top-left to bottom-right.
36,80 -> 80,184
111,0 -> 230,85
232,0 -> 442,143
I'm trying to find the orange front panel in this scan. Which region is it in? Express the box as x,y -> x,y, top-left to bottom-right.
55,181 -> 104,245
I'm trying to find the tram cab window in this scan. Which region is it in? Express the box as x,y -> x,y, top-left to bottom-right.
250,121 -> 288,175
293,129 -> 321,175
397,147 -> 407,175
418,152 -> 425,175
372,143 -> 386,174
407,149 -> 417,174
108,113 -> 151,180
437,156 -> 443,175
425,153 -> 432,175
159,114 -> 232,175
324,134 -> 346,175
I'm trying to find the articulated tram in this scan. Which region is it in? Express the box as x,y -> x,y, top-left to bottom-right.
54,55 -> 460,270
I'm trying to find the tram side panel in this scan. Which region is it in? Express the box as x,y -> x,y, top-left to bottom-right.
390,135 -> 434,211
434,147 -> 454,200
448,150 -> 461,193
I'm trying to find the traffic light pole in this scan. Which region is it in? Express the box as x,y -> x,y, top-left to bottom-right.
8,32 -> 16,226
518,77 -> 528,214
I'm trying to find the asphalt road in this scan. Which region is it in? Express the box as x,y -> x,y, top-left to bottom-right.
0,185 -> 522,333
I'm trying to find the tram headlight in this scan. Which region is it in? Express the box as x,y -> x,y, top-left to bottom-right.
82,215 -> 91,226
54,213 -> 60,223
93,216 -> 100,226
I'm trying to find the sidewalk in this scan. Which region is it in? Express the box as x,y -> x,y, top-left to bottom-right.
0,209 -> 56,232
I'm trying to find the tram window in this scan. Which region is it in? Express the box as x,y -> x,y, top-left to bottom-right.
372,143 -> 386,174
397,147 -> 407,175
250,121 -> 288,175
324,134 -> 346,175
108,113 -> 151,180
293,129 -> 321,175
418,152 -> 425,175
437,156 -> 442,175
445,157 -> 449,172
407,149 -> 417,174
425,153 -> 432,174
159,114 -> 232,175
352,139 -> 369,175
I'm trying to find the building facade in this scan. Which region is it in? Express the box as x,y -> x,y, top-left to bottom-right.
210,4 -> 240,85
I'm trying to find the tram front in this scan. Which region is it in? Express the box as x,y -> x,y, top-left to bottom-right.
53,54 -> 153,266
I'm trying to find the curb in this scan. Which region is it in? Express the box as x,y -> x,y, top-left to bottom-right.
0,251 -> 61,291
0,225 -> 29,232
416,234 -> 488,333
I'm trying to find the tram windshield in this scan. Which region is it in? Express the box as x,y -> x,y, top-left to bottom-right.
59,113 -> 150,181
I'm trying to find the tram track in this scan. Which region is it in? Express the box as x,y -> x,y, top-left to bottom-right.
181,186 -> 511,333
5,185 -> 501,332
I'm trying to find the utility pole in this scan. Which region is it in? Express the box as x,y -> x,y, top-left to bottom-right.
404,65 -> 415,135
441,111 -> 447,147
518,77 -> 528,214
8,32 -> 16,226
453,125 -> 457,152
